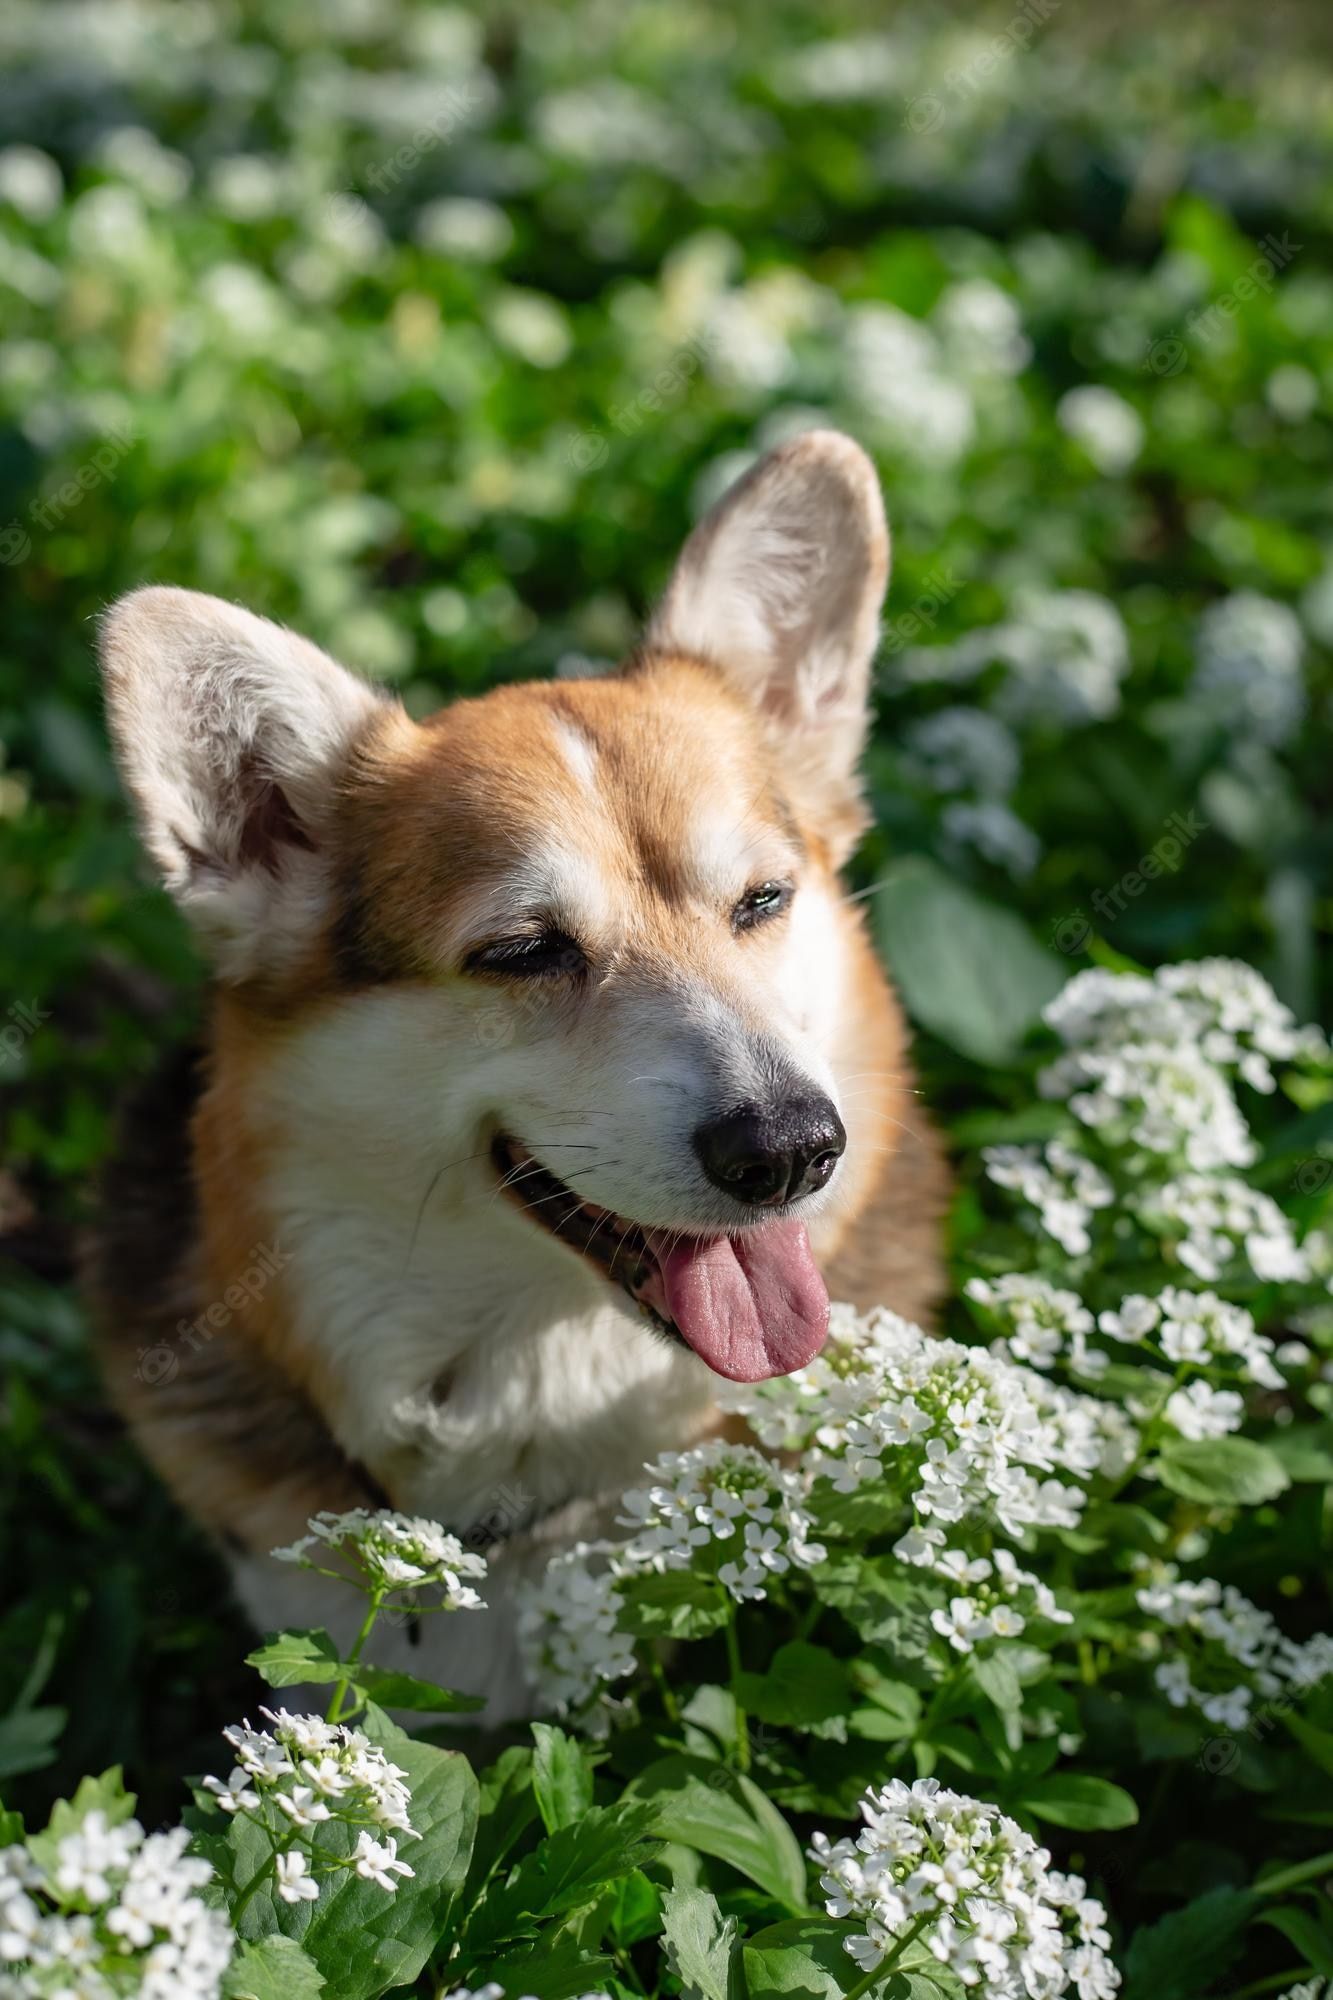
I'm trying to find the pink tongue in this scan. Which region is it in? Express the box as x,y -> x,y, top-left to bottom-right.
643,1221 -> 830,1382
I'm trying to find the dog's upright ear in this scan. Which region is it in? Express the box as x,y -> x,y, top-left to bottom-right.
99,587 -> 389,981
646,429 -> 889,856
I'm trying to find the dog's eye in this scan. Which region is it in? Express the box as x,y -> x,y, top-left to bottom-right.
465,929 -> 586,978
732,880 -> 794,932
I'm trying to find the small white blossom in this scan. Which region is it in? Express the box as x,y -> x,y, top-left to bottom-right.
275,1850 -> 320,1904
1057,385 -> 1144,473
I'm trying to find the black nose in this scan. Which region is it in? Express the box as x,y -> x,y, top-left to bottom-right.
693,1096 -> 847,1207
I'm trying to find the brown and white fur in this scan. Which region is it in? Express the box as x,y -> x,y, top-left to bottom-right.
87,431 -> 948,1720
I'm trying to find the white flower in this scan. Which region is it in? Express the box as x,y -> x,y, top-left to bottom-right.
1163,1380 -> 1244,1441
517,1543 -> 637,1720
941,799 -> 1042,878
1192,591 -> 1306,747
352,1833 -> 414,1893
901,706 -> 1021,800
275,1850 -> 320,1904
0,1817 -> 232,1998
720,1304 -> 1113,1536
215,1710 -> 417,1846
272,1509 -> 488,1609
613,1442 -> 825,1602
0,145 -> 62,222
1057,385 -> 1145,473
1040,1041 -> 1255,1172
967,1273 -> 1096,1373
983,1141 -> 1114,1257
1137,1174 -> 1309,1285
811,1778 -> 1120,1997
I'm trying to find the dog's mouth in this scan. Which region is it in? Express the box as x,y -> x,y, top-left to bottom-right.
491,1133 -> 830,1383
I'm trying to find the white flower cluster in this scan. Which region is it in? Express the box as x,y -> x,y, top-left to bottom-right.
1044,962 -> 1325,1097
895,1531 -> 1073,1655
1137,1569 -> 1333,1731
1039,1040 -> 1255,1172
616,1441 -> 826,1601
983,1141 -> 1114,1257
897,590 -> 1130,727
0,1812 -> 232,2000
721,1305 -> 1110,1536
1191,590 -> 1307,748
810,1777 -> 1120,1998
273,1508 -> 488,1608
205,1709 -> 417,1899
516,1544 -> 636,1720
967,1274 -> 1103,1377
1135,1174 -> 1310,1285
901,707 -> 1021,801
1100,1287 -> 1282,1388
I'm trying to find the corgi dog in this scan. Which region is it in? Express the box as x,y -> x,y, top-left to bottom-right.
88,431 -> 947,1720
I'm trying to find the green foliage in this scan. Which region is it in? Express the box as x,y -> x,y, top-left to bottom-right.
3,2 -> 1333,1997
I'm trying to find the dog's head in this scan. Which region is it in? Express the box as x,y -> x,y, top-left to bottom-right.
101,432 -> 893,1383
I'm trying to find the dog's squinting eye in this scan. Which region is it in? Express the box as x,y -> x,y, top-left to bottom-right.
464,929 -> 586,978
732,880 -> 794,932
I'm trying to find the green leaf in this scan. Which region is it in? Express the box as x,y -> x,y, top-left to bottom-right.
222,1935 -> 326,1999
1268,1422 -> 1333,1483
618,1571 -> 730,1640
461,1801 -> 659,1956
0,1705 -> 65,1780
744,1920 -> 947,1998
1284,1714 -> 1333,1780
661,1884 -> 744,2000
810,1557 -> 938,1671
227,1710 -> 478,2000
1257,1905 -> 1333,1977
477,1939 -> 616,1999
1010,1774 -> 1139,1830
626,1754 -> 807,1911
352,1665 -> 484,1713
29,1769 -> 135,1878
1123,1887 -> 1256,2000
1155,1436 -> 1291,1505
245,1629 -> 343,1689
873,855 -> 1065,1065
732,1643 -> 856,1729
531,1722 -> 594,1833
972,1652 -> 1023,1717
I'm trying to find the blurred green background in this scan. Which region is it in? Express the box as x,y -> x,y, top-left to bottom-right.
1,0 -> 1330,1845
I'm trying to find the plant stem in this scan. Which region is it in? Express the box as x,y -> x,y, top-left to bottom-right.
841,1913 -> 934,2000
723,1608 -> 750,1772
647,1646 -> 680,1723
326,1588 -> 385,1724
231,1822 -> 289,1923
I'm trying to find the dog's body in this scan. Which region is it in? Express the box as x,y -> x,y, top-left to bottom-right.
88,433 -> 947,1717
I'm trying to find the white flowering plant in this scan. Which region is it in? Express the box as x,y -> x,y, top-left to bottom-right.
2,986 -> 1331,2000
5,7 -> 1333,1994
